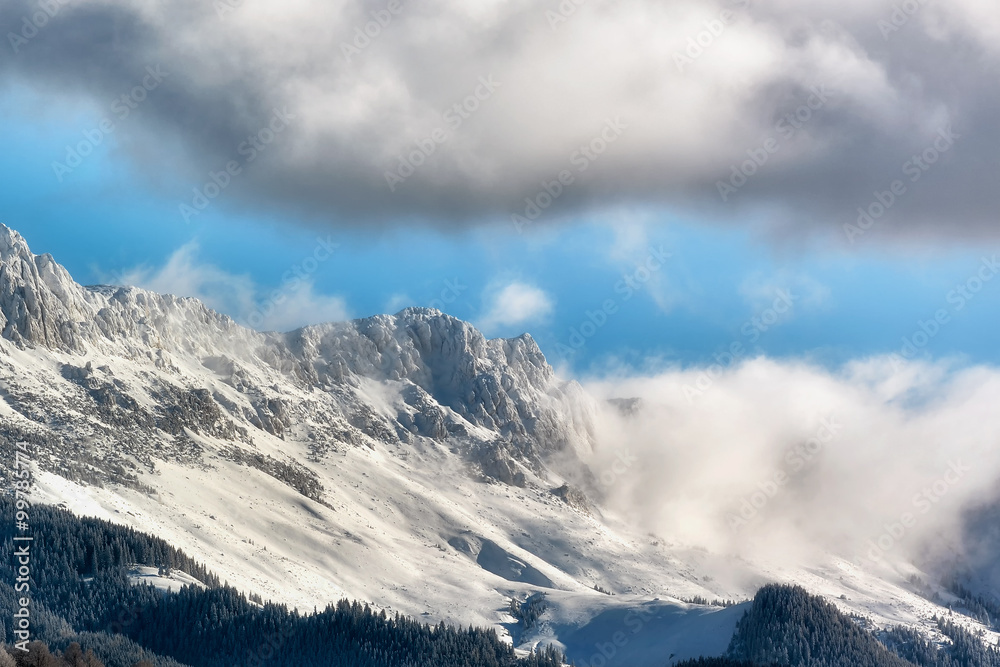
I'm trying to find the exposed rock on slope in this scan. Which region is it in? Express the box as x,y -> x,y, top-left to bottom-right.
0,224 -> 596,496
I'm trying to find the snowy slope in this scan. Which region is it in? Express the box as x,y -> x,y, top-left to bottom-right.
2,223 -> 997,665
127,566 -> 206,594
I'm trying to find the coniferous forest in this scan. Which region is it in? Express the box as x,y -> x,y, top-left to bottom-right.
6,497 -> 1000,667
717,585 -> 1000,667
0,497 -> 562,667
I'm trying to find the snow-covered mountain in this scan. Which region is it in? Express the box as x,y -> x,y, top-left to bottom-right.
0,223 -> 595,490
2,224 -> 997,665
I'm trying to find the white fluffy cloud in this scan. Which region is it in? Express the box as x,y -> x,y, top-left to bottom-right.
739,271 -> 831,313
4,0 -> 1000,238
108,243 -> 349,332
582,356 -> 1000,582
478,281 -> 554,333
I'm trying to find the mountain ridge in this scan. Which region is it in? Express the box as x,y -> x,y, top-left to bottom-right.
0,223 -> 595,486
3,223 -> 998,666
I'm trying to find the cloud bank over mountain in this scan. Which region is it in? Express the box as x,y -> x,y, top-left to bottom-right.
584,356 -> 1000,578
3,0 -> 999,240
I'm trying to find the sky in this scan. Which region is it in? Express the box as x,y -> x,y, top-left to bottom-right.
1,0 -> 999,376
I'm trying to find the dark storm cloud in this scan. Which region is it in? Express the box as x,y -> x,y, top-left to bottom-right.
2,0 -> 999,241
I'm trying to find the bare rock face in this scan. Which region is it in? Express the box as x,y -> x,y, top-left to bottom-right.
551,483 -> 592,515
0,223 -> 597,497
0,227 -> 91,351
284,308 -> 573,448
250,396 -> 292,438
398,384 -> 449,440
1,226 -> 265,360
477,443 -> 528,487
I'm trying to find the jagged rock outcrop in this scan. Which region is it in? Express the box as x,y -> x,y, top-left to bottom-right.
551,483 -> 592,514
0,223 -> 596,495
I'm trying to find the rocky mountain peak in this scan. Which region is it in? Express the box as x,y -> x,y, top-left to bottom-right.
0,224 -> 596,492
0,223 -> 31,258
0,223 -> 95,351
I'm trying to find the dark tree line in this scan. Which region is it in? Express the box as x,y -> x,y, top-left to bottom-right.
884,619 -> 1000,667
674,660 -> 782,667
9,497 -> 1000,667
715,584 -> 1000,667
724,584 -> 915,667
1,641 -> 106,667
940,579 -> 1000,631
1,498 -> 562,667
508,594 -> 547,633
